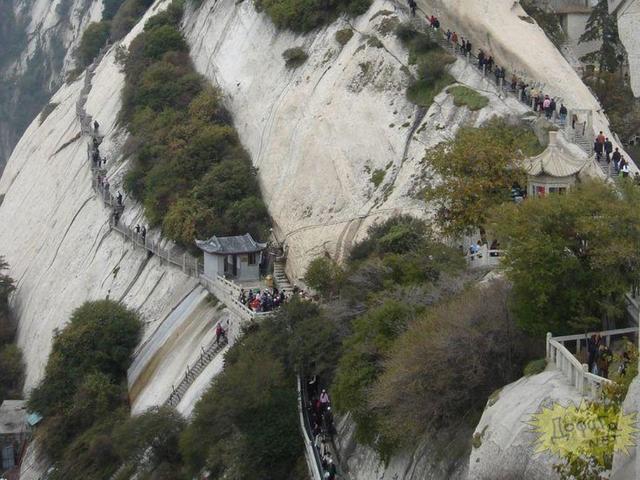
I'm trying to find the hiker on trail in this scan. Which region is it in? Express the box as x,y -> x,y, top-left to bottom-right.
116,191 -> 123,206
451,31 -> 458,46
619,351 -> 631,376
486,56 -> 494,72
141,225 -> 147,242
621,160 -> 630,177
594,140 -> 604,161
135,224 -> 140,235
433,17 -> 440,30
477,49 -> 485,69
215,323 -> 225,344
542,96 -> 551,118
408,0 -> 416,16
612,147 -> 621,170
319,389 -> 330,411
549,98 -> 556,119
597,344 -> 612,379
604,138 -> 613,162
446,29 -> 452,42
113,210 -> 120,226
596,131 -> 606,145
587,334 -> 601,373
559,104 -> 567,126
93,120 -> 99,132
465,40 -> 472,54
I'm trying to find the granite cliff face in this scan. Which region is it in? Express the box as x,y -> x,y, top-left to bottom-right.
0,0 -> 103,171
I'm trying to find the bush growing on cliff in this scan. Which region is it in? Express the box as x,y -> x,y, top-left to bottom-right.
370,281 -> 537,448
0,257 -> 23,402
29,300 -> 141,459
76,21 -> 111,68
121,19 -> 269,246
255,0 -> 372,32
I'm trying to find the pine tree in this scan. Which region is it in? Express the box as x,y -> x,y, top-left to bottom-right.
579,0 -> 622,72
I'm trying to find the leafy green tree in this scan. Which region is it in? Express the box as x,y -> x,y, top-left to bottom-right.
29,300 -> 141,416
579,0 -> 622,72
424,119 -> 541,238
102,0 -> 127,20
491,181 -> 640,336
76,21 -> 110,68
0,344 -> 24,400
255,0 -> 372,32
304,256 -> 344,298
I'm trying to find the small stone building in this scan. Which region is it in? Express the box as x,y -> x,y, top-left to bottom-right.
0,400 -> 29,471
524,130 -> 603,197
196,233 -> 266,282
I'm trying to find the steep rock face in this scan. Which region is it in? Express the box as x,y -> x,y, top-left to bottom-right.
468,369 -> 583,479
183,0 -> 529,280
611,375 -> 640,480
0,0 -> 234,430
611,0 -> 640,97
335,414 -> 469,480
0,0 -> 103,170
420,0 -> 619,141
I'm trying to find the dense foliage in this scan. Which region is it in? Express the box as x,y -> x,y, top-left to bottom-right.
29,300 -> 142,461
121,7 -> 269,246
372,281 -> 536,448
424,118 -> 542,238
520,0 -> 566,48
491,181 -> 640,336
76,21 -> 111,68
0,257 -> 23,401
254,0 -> 372,32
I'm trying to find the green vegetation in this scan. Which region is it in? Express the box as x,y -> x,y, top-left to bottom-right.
520,0 -> 565,48
395,23 -> 455,108
76,21 -> 111,68
424,118 -> 542,238
490,181 -> 640,336
120,5 -> 269,247
29,300 -> 141,463
254,0 -> 372,32
446,85 -> 489,111
523,358 -> 547,376
110,0 -> 157,40
0,257 -> 23,401
335,28 -> 354,46
282,47 -> 309,68
304,256 -> 343,299
579,0 -> 621,72
372,281 -> 536,449
370,168 -> 385,187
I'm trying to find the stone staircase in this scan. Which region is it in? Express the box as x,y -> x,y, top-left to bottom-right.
274,258 -> 294,295
573,130 -> 619,177
164,334 -> 229,408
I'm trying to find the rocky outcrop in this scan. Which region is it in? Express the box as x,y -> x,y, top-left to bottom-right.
335,414 -> 469,480
468,369 -> 583,480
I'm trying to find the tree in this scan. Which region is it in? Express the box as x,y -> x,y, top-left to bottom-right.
579,0 -> 622,72
490,181 -> 640,336
304,256 -> 343,298
424,119 -> 541,238
371,281 -> 536,448
76,22 -> 110,68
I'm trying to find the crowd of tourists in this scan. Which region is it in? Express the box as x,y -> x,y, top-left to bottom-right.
467,239 -> 501,258
307,376 -> 337,480
239,287 -> 286,312
406,3 -> 571,124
